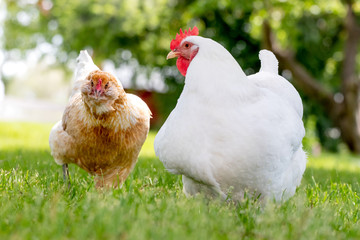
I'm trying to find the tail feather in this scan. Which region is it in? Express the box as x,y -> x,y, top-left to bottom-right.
259,50 -> 278,75
70,50 -> 99,98
77,50 -> 93,63
74,50 -> 99,83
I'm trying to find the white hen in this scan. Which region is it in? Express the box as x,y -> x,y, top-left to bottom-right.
154,27 -> 306,202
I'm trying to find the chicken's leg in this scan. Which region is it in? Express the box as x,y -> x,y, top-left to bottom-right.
62,164 -> 70,188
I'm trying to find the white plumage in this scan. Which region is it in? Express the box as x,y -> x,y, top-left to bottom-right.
154,36 -> 306,202
70,50 -> 100,98
249,50 -> 303,118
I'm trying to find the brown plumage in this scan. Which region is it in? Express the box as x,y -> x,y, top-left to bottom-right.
49,51 -> 151,188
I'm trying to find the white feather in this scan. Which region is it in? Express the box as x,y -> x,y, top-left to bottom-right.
259,49 -> 278,74
70,50 -> 99,98
249,50 -> 303,118
154,37 -> 306,202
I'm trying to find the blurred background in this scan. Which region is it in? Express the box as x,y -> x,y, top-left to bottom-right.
1,0 -> 360,155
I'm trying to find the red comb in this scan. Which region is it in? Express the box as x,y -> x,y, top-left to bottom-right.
96,78 -> 102,91
170,26 -> 199,50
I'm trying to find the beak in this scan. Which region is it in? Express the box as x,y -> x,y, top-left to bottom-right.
94,89 -> 102,98
166,50 -> 180,60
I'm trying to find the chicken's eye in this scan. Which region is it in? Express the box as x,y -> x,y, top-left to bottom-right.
184,43 -> 190,48
105,83 -> 109,89
91,81 -> 94,87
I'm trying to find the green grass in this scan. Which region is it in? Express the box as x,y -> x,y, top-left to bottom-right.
0,122 -> 359,240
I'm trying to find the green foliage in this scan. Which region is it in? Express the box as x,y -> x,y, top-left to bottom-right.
5,0 -> 350,75
3,0 -> 360,149
5,0 -> 179,66
302,115 -> 320,152
0,122 -> 360,239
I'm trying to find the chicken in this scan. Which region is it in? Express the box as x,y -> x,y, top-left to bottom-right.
154,27 -> 306,202
49,50 -> 151,188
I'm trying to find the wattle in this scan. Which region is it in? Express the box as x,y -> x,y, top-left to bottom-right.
176,57 -> 190,76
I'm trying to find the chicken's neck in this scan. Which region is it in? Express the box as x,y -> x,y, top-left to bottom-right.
83,97 -> 116,119
82,93 -> 139,131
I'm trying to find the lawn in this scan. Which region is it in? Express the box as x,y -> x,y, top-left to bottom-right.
0,122 -> 359,239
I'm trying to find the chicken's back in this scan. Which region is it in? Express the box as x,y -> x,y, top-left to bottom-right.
249,72 -> 303,118
249,50 -> 303,118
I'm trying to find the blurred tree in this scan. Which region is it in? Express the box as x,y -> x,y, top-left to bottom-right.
255,0 -> 360,152
4,0 -> 176,66
3,0 -> 360,152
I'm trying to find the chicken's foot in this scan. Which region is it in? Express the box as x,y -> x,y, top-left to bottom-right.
62,164 -> 71,189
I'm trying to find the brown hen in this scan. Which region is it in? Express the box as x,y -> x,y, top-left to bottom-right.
49,51 -> 151,188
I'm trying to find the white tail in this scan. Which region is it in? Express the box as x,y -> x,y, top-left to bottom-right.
70,50 -> 99,98
74,50 -> 99,83
259,50 -> 278,75
78,50 -> 93,62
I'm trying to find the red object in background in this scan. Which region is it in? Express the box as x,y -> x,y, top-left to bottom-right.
126,89 -> 159,127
